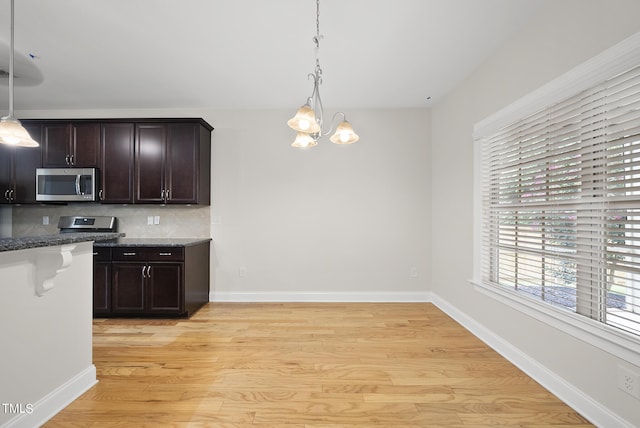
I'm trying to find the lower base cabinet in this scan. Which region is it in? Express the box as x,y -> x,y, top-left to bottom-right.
93,247 -> 112,315
93,241 -> 210,317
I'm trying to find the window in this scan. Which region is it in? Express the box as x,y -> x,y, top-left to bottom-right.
474,32 -> 640,356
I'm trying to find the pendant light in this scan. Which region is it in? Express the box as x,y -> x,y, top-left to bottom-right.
0,0 -> 39,147
287,0 -> 359,148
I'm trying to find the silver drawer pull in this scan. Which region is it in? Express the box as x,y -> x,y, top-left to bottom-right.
159,252 -> 172,256
123,252 -> 136,256
93,252 -> 98,256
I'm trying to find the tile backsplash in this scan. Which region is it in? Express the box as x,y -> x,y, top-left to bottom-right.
11,204 -> 211,239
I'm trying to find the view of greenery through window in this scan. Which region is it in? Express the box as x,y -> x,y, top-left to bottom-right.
483,66 -> 640,338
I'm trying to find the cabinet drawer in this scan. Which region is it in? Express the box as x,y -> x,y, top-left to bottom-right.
93,247 -> 111,261
111,246 -> 184,261
145,247 -> 184,261
112,247 -> 147,261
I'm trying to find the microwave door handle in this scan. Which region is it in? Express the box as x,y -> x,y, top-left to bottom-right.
75,175 -> 81,195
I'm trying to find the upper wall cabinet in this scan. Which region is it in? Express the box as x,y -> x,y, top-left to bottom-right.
21,118 -> 212,205
135,121 -> 211,205
0,123 -> 42,204
41,122 -> 101,168
100,122 -> 135,204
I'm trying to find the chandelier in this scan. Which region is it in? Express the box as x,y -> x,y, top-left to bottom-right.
287,0 -> 359,149
0,0 -> 39,147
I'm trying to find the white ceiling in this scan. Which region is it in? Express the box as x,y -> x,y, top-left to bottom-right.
0,0 -> 546,112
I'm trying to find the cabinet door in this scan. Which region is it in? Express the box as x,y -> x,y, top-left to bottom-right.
42,123 -> 71,167
112,263 -> 146,313
72,123 -> 100,167
166,123 -> 198,204
135,124 -> 166,203
12,146 -> 41,204
101,123 -> 134,203
93,262 -> 111,315
11,123 -> 42,204
147,263 -> 183,314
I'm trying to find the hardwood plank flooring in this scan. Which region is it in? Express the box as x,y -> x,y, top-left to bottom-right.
44,303 -> 593,427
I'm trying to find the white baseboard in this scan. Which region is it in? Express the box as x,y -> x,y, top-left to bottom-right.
210,291 -> 433,303
430,294 -> 635,428
2,365 -> 97,428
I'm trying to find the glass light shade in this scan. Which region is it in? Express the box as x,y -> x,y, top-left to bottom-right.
287,104 -> 321,134
291,132 -> 318,149
329,120 -> 359,145
0,117 -> 39,147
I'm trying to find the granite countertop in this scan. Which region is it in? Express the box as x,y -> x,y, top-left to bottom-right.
0,232 -> 125,253
93,237 -> 212,248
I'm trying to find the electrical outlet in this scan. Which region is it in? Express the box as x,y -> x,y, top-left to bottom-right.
617,365 -> 640,399
147,216 -> 154,225
42,215 -> 49,225
238,267 -> 247,278
409,267 -> 418,278
154,215 -> 160,225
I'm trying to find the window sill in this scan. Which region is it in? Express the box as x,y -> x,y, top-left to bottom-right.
470,278 -> 640,367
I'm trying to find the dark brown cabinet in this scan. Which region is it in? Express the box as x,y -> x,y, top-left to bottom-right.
135,124 -> 166,203
100,123 -> 135,203
95,241 -> 210,317
112,259 -> 183,315
135,122 -> 210,204
112,262 -> 147,314
93,247 -> 112,315
42,122 -> 100,167
17,118 -> 211,205
0,123 -> 42,204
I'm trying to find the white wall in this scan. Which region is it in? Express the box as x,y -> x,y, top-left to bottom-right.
431,0 -> 640,426
210,108 -> 431,301
15,107 -> 432,301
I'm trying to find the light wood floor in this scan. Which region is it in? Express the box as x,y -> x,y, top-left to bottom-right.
44,303 -> 593,427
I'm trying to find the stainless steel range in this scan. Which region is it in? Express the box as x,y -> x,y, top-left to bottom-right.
58,216 -> 117,233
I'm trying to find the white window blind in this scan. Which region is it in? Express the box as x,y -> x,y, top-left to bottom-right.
479,63 -> 640,338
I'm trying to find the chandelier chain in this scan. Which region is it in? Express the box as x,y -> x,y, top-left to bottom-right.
316,0 -> 320,39
312,0 -> 323,86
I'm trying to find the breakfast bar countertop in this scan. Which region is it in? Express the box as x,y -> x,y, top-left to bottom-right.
0,232 -> 125,253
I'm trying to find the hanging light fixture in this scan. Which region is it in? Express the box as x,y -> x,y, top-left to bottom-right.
287,0 -> 359,149
0,0 -> 38,147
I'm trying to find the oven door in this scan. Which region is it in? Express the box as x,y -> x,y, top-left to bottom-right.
36,168 -> 98,202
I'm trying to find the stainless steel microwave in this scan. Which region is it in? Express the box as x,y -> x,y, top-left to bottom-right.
36,168 -> 98,202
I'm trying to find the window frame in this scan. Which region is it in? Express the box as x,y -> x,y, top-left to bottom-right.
472,32 -> 640,367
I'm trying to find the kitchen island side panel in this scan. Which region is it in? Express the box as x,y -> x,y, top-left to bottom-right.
0,241 -> 96,427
